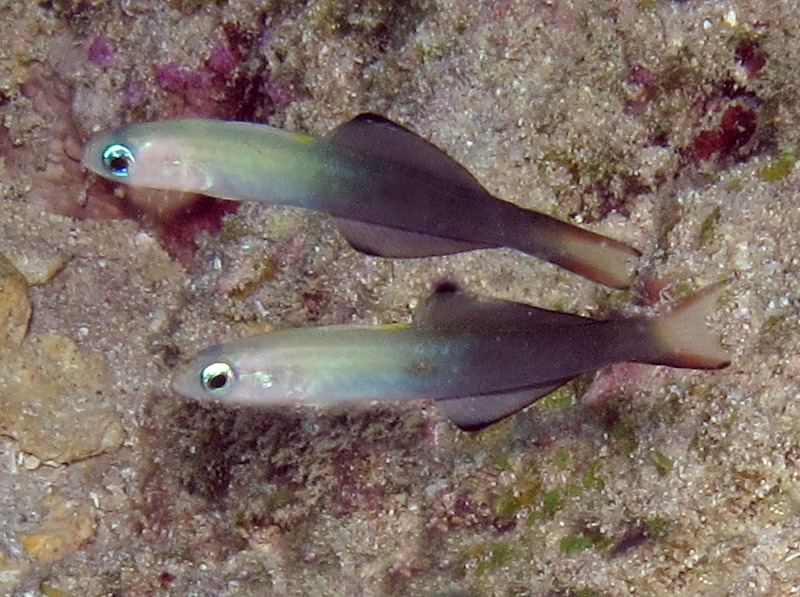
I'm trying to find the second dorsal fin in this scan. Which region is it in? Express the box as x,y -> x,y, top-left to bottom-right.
413,282 -> 593,332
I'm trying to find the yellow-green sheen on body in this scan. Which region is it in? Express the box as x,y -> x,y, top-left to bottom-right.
171,285 -> 729,430
84,120 -> 339,208
83,114 -> 641,288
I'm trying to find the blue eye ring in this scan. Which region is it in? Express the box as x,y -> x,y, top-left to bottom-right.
201,361 -> 235,394
101,144 -> 134,177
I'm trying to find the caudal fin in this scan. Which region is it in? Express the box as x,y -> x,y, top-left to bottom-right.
521,212 -> 640,289
557,227 -> 641,289
647,284 -> 731,369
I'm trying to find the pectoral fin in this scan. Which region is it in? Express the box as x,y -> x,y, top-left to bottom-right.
435,383 -> 568,431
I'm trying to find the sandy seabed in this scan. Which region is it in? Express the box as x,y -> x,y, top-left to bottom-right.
0,1 -> 798,595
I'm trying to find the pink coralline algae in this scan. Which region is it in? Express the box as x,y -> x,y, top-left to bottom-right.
156,63 -> 216,93
152,22 -> 295,122
4,64 -> 128,221
687,40 -> 767,163
735,40 -> 767,81
88,37 -> 115,69
154,25 -> 279,121
155,61 -> 228,118
582,362 -> 665,407
1,33 -> 266,265
625,65 -> 658,115
207,44 -> 239,77
157,199 -> 239,266
691,101 -> 758,162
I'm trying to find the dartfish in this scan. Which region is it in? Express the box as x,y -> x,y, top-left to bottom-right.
171,283 -> 729,430
83,114 -> 640,288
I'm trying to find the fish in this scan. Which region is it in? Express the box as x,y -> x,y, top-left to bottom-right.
82,114 -> 640,288
171,283 -> 730,431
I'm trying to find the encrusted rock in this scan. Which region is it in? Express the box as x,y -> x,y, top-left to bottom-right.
10,249 -> 69,285
0,333 -> 124,464
17,493 -> 96,563
0,251 -> 31,356
0,548 -> 28,594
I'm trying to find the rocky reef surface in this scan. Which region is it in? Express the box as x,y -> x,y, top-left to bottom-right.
0,1 -> 798,595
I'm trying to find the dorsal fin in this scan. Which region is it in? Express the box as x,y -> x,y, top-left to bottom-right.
413,283 -> 592,332
328,113 -> 488,194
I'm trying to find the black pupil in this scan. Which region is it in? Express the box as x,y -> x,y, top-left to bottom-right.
109,155 -> 130,174
207,374 -> 229,390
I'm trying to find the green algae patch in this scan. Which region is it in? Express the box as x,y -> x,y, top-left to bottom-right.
561,523 -> 616,555
757,313 -> 800,353
698,205 -> 722,248
489,541 -> 510,563
611,422 -> 638,454
39,583 -> 71,597
759,153 -> 796,181
527,489 -> 564,524
493,452 -> 511,472
468,414 -> 515,449
554,448 -> 571,471
582,461 -> 605,491
646,516 -> 669,538
494,470 -> 541,521
560,533 -> 594,555
526,458 -> 606,525
565,482 -> 582,498
541,489 -> 565,517
492,492 -> 521,520
475,541 -> 511,576
649,450 -> 673,474
540,384 -> 576,410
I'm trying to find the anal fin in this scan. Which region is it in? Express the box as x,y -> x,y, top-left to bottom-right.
434,382 -> 568,431
334,217 -> 491,258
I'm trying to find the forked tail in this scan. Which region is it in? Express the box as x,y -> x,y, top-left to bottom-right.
646,284 -> 731,369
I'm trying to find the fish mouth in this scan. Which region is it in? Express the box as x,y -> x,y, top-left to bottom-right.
169,366 -> 200,400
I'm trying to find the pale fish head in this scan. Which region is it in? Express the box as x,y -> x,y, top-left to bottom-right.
82,120 -> 212,193
170,340 -> 307,406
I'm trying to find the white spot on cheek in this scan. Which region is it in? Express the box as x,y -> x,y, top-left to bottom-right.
255,372 -> 275,388
243,371 -> 275,389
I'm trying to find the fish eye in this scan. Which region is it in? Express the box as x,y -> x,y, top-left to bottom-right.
200,362 -> 235,394
101,144 -> 134,177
